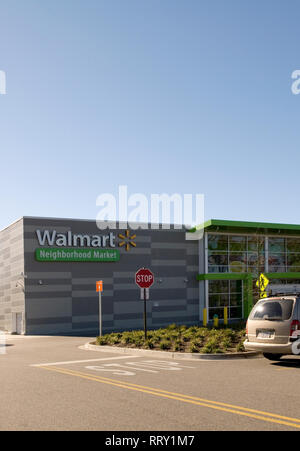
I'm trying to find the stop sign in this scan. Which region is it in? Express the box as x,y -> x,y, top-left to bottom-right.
135,268 -> 154,289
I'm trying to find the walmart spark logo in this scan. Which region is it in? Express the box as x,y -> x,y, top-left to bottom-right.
118,230 -> 137,252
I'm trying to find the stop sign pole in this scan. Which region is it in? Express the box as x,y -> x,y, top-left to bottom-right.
135,268 -> 154,340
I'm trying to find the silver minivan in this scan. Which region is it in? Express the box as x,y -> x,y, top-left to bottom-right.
244,296 -> 300,360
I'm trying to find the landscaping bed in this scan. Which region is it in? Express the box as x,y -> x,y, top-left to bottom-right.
95,323 -> 246,354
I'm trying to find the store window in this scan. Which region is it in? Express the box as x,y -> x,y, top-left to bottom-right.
268,238 -> 286,273
207,234 -> 228,251
268,237 -> 300,273
208,279 -> 243,320
287,254 -> 300,272
206,234 -> 300,316
287,238 -> 300,272
207,234 -> 265,274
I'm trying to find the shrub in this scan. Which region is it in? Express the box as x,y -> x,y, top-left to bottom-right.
223,329 -> 235,339
189,326 -> 198,333
95,324 -> 246,354
166,323 -> 178,331
195,328 -> 209,339
121,332 -> 133,345
96,336 -> 108,346
189,341 -> 201,353
151,334 -> 162,344
201,337 -> 219,354
220,337 -> 232,350
132,337 -> 144,347
109,334 -> 121,345
173,341 -> 182,352
182,330 -> 195,342
202,345 -> 224,354
145,339 -> 154,349
236,342 -> 245,352
159,340 -> 171,350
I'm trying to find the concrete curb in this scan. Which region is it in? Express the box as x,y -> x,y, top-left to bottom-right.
81,342 -> 262,361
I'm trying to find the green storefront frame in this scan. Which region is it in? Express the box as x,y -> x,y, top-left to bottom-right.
197,272 -> 300,319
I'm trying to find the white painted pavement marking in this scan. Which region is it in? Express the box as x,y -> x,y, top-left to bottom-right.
86,364 -> 158,374
85,360 -> 196,376
131,360 -> 195,369
31,355 -> 140,367
32,357 -> 196,379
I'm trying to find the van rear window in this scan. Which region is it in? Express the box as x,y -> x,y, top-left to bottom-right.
249,299 -> 294,321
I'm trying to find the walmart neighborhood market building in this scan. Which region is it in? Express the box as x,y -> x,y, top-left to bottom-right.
2,216 -> 300,335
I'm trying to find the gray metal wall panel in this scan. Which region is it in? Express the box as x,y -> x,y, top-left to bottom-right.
0,219 -> 25,332
22,217 -> 200,334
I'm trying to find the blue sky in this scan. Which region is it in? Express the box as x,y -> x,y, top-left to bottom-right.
0,0 -> 300,229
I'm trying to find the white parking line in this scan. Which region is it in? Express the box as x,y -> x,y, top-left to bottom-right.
31,355 -> 140,367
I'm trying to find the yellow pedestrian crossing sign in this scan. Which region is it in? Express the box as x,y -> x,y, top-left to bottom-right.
256,273 -> 269,298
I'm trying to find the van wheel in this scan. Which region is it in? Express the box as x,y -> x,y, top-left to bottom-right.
263,353 -> 283,361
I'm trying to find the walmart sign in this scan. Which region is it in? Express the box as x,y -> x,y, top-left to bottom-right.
36,248 -> 120,262
35,229 -> 120,262
36,230 -> 116,248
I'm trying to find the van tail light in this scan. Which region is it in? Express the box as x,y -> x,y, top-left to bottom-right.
290,320 -> 300,338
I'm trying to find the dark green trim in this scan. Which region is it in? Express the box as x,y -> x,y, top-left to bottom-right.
266,272 -> 300,279
197,273 -> 249,281
190,219 -> 300,236
244,274 -> 253,317
197,272 -> 300,281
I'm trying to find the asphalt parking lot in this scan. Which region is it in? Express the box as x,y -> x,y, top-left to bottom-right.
1,335 -> 300,431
